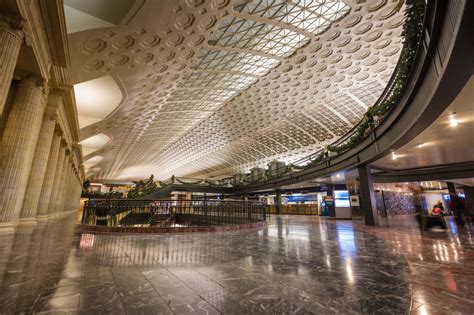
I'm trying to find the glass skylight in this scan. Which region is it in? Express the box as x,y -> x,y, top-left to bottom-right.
169,88 -> 239,103
160,101 -> 222,112
192,50 -> 280,76
181,72 -> 258,90
209,17 -> 309,57
234,0 -> 350,35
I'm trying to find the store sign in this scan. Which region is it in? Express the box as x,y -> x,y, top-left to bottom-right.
287,195 -> 317,202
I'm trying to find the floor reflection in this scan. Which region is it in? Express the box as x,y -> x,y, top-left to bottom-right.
0,214 -> 472,314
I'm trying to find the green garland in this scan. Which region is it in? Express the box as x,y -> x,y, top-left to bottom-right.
125,2 -> 425,192
323,0 -> 424,156
288,0 -> 425,169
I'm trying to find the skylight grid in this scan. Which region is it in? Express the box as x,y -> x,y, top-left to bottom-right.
209,17 -> 309,57
168,89 -> 239,103
160,102 -> 221,112
193,50 -> 280,76
234,0 -> 350,35
180,72 -> 258,90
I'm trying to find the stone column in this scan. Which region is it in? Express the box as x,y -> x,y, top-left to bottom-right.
18,112 -> 57,225
36,133 -> 62,221
49,149 -> 69,216
0,77 -> 47,232
0,14 -> 24,117
357,164 -> 379,226
58,162 -> 72,215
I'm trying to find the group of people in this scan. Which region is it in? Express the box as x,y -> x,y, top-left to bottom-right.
431,193 -> 466,227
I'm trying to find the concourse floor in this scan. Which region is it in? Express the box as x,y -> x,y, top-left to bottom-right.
0,214 -> 472,314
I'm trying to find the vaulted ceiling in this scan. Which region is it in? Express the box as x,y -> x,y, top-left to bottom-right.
66,0 -> 406,180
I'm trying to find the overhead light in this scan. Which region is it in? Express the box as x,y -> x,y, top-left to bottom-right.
449,113 -> 458,127
391,152 -> 398,160
336,174 -> 341,178
416,143 -> 426,148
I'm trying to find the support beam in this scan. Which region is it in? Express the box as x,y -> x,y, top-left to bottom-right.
275,189 -> 282,215
357,164 -> 379,226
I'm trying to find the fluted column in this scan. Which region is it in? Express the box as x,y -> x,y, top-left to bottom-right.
36,133 -> 62,221
18,112 -> 57,225
49,149 -> 69,217
71,176 -> 82,212
0,14 -> 24,116
58,163 -> 72,215
0,77 -> 47,232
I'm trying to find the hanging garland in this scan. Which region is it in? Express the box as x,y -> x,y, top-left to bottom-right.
127,1 -> 425,191
323,0 -> 424,156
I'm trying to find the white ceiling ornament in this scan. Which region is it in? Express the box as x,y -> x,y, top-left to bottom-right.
67,0 -> 405,180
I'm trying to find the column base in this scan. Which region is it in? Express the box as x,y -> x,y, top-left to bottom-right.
36,215 -> 49,222
17,217 -> 37,226
0,222 -> 15,234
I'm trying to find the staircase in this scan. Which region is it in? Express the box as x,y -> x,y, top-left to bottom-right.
149,212 -> 176,227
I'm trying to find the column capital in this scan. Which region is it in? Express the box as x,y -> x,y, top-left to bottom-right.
15,75 -> 49,94
0,12 -> 25,40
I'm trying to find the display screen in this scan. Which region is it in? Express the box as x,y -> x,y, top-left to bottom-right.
334,190 -> 350,207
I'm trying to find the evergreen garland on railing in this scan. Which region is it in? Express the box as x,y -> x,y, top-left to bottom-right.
127,1 -> 425,191
323,0 -> 424,156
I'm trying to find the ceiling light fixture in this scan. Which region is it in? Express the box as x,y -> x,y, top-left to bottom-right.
416,143 -> 426,148
449,113 -> 459,127
391,152 -> 398,160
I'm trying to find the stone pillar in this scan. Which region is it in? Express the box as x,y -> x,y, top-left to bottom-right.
275,189 -> 282,214
64,168 -> 73,212
18,112 -> 57,225
0,14 -> 24,117
36,133 -> 62,220
0,77 -> 47,232
58,162 -> 72,215
50,150 -> 69,216
357,164 -> 379,226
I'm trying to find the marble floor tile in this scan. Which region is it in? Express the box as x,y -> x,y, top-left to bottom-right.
0,213 -> 473,314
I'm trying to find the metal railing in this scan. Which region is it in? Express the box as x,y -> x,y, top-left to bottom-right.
82,199 -> 267,227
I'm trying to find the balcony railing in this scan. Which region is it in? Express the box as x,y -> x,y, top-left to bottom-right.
82,199 -> 267,228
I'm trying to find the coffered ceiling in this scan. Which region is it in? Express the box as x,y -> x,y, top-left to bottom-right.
66,0 -> 406,180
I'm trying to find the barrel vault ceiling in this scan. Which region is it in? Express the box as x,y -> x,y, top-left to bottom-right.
67,0 -> 406,180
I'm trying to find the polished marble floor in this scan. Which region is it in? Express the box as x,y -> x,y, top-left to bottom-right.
0,214 -> 472,314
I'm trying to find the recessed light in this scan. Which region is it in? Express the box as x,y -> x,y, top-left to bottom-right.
416,143 -> 426,148
391,152 -> 398,160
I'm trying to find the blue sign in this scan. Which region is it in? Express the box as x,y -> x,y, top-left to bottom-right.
286,195 -> 317,203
